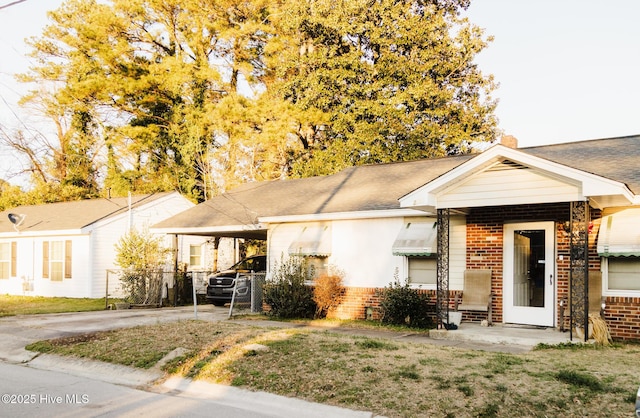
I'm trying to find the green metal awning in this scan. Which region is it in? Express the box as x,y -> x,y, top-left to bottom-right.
392,221 -> 437,256
597,208 -> 640,256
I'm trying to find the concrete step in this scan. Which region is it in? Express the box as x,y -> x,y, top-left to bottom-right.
429,323 -> 574,348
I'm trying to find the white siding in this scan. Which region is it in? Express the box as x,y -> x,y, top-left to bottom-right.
0,193 -> 196,298
0,239 -> 31,295
91,217 -> 130,298
446,216 -> 467,291
267,216 -> 467,290
90,193 -> 196,298
332,218 -> 404,288
33,235 -> 91,298
438,167 -> 582,208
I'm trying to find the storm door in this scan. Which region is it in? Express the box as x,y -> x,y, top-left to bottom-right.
503,222 -> 555,326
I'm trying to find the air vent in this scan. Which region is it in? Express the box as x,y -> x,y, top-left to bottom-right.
487,160 -> 528,171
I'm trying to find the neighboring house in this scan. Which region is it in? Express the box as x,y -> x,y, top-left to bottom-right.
0,192 -> 202,298
153,135 -> 640,341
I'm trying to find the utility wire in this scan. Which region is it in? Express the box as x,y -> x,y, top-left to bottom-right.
0,1 -> 28,11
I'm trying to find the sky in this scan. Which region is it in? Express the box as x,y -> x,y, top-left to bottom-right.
1,0 -> 640,182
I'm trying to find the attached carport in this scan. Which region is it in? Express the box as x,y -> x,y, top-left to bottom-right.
151,196 -> 269,272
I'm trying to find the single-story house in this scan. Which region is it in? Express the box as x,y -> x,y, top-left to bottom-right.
153,135 -> 640,341
0,192 -> 207,298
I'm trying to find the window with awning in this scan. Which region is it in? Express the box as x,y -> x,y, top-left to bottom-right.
408,257 -> 437,285
392,221 -> 437,256
606,258 -> 640,291
288,224 -> 332,257
597,208 -> 640,257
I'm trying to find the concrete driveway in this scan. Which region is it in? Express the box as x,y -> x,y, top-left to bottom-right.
0,305 -> 374,418
0,304 -> 226,364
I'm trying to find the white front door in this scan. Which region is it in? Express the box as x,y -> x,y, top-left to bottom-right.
503,221 -> 555,326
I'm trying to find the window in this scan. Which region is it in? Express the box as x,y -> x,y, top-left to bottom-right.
43,240 -> 72,281
606,257 -> 640,292
0,242 -> 16,279
408,257 -> 437,286
189,245 -> 202,267
306,256 -> 328,279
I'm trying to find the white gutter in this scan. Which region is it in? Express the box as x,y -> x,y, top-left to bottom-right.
259,208 -> 434,224
150,224 -> 267,235
0,229 -> 84,238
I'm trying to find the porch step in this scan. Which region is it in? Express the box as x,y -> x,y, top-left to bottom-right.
429,323 -> 573,348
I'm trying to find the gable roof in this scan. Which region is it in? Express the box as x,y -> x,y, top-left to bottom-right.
400,139 -> 637,211
153,135 -> 640,235
523,134 -> 640,194
0,192 -> 175,235
152,155 -> 472,235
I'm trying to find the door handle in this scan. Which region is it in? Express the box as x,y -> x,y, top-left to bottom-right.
549,274 -> 553,286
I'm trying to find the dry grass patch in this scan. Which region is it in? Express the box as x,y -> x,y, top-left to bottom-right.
26,320 -> 639,418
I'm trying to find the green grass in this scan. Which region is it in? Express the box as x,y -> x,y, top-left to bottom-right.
0,295 -> 109,316
25,320 -> 639,417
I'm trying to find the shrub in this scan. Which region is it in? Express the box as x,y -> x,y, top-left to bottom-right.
263,255 -> 316,319
377,272 -> 432,328
313,270 -> 345,318
114,228 -> 169,304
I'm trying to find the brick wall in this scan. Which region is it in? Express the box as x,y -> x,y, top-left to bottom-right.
327,287 -> 438,322
466,203 -> 574,325
279,203 -> 638,342
328,287 -> 382,320
603,297 -> 640,341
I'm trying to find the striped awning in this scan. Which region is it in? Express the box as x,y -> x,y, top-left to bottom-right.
597,208 -> 640,256
288,224 -> 332,257
392,221 -> 437,256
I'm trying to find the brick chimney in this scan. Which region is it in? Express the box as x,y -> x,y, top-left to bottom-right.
501,135 -> 518,149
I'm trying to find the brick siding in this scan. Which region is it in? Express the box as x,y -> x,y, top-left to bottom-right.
603,297 -> 640,341
275,203 -> 638,342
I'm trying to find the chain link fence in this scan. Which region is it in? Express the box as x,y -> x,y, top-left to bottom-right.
105,269 -> 168,308
228,272 -> 267,317
106,269 -> 266,313
106,269 -> 212,308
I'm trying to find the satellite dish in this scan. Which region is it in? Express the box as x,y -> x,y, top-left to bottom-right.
8,213 -> 26,231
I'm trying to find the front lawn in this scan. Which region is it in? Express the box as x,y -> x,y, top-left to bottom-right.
0,295 -> 107,316
25,320 -> 639,417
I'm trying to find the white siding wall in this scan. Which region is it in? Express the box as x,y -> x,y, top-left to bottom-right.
267,215 -> 467,290
12,235 -> 91,298
90,193 -> 196,298
0,194 -> 196,298
439,167 -> 582,208
91,217 -> 130,298
448,216 -> 467,291
0,239 -> 34,295
332,218 -> 404,288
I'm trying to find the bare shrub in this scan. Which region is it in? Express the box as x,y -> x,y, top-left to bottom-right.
313,272 -> 345,318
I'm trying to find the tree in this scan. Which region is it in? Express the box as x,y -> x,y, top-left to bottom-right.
266,0 -> 497,176
0,92 -> 101,202
9,0 -> 497,200
19,0 -> 277,202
